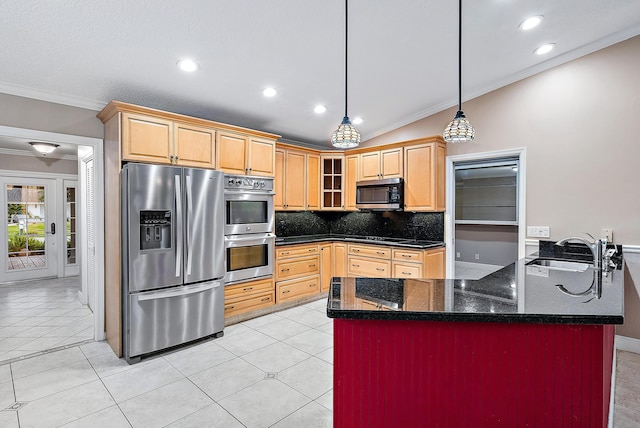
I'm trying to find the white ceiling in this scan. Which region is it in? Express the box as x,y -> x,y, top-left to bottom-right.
1,0 -> 640,151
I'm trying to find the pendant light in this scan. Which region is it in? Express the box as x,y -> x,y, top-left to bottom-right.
443,0 -> 475,143
331,0 -> 360,149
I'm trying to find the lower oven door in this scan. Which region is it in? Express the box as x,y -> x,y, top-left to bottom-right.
224,233 -> 275,284
126,280 -> 224,359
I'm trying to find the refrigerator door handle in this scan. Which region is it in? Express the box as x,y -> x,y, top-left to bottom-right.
175,174 -> 182,278
186,174 -> 193,275
137,281 -> 222,302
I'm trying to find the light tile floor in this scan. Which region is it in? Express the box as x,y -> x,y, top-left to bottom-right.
0,277 -> 94,363
1,295 -> 638,427
0,299 -> 333,428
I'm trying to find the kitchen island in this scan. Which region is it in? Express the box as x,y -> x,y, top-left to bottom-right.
327,256 -> 624,428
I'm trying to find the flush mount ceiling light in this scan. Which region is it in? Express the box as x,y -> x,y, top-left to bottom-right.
314,105 -> 327,114
443,0 -> 475,143
262,87 -> 277,97
352,116 -> 364,125
331,0 -> 360,149
519,15 -> 543,31
29,141 -> 59,155
535,43 -> 556,55
177,59 -> 199,72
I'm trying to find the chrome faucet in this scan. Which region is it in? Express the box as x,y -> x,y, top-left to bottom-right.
555,235 -> 606,270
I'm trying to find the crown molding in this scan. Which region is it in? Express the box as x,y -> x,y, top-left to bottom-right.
0,81 -> 105,111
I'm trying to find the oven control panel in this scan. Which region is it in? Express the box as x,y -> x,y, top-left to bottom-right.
224,174 -> 274,192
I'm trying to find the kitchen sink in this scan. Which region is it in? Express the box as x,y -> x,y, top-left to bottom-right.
526,258 -> 592,272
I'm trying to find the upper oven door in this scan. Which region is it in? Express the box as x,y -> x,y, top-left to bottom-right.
224,192 -> 274,235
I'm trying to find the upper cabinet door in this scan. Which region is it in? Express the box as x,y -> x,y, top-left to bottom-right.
404,143 -> 434,211
274,149 -> 285,210
122,113 -> 173,164
306,153 -> 321,210
344,154 -> 358,211
284,151 -> 306,210
248,138 -> 275,176
174,123 -> 215,168
380,148 -> 403,179
359,152 -> 380,180
217,132 -> 249,174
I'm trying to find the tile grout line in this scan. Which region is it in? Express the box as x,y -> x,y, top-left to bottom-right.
182,372 -> 247,428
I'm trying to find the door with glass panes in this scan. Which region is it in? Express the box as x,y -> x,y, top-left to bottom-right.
1,178 -> 58,281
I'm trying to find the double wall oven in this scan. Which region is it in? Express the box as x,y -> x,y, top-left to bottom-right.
224,174 -> 275,284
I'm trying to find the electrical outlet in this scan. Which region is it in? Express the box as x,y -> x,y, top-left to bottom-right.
527,226 -> 550,238
601,228 -> 613,241
475,253 -> 479,260
456,252 -> 461,258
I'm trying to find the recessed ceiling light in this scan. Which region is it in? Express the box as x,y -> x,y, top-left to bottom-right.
352,117 -> 364,125
314,105 -> 327,114
263,87 -> 277,97
177,59 -> 199,72
534,43 -> 555,55
519,15 -> 543,31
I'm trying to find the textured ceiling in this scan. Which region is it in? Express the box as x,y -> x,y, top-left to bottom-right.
1,0 -> 640,149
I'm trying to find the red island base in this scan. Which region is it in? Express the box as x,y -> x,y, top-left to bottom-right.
333,319 -> 614,428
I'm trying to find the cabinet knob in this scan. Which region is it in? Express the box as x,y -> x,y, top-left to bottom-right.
243,287 -> 253,291
309,283 -> 315,288
283,290 -> 291,294
402,271 -> 411,275
261,297 -> 270,302
376,268 -> 385,271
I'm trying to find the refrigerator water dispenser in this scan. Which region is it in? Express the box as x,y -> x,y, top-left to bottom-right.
140,210 -> 171,250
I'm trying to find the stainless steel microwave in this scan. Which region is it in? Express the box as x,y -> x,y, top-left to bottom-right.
355,178 -> 404,211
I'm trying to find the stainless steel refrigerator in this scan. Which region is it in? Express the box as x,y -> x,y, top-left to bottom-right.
121,163 -> 225,362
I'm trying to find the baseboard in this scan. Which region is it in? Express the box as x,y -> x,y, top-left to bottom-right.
615,335 -> 640,354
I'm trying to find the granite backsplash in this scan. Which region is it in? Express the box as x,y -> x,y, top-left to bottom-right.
275,211 -> 444,241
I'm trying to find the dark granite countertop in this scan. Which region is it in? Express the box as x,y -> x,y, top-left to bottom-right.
326,255 -> 625,324
275,234 -> 445,249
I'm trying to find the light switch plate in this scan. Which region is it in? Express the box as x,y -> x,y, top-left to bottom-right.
527,226 -> 550,238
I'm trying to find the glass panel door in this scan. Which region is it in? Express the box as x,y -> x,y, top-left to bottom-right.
1,177 -> 57,282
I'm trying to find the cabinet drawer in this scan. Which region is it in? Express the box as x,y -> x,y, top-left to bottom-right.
224,291 -> 274,317
224,278 -> 274,300
277,275 -> 320,303
392,248 -> 422,262
347,244 -> 391,260
276,245 -> 320,259
348,256 -> 391,278
276,256 -> 320,281
392,262 -> 422,278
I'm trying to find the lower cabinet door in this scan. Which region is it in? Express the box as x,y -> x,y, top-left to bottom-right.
277,275 -> 320,303
225,292 -> 274,317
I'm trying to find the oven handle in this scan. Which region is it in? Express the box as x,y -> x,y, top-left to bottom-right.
225,234 -> 275,242
224,190 -> 275,196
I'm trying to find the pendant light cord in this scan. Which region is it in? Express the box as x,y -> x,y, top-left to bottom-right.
457,0 -> 462,112
344,0 -> 349,118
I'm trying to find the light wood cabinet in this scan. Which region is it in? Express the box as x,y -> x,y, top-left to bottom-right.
333,243 -> 347,277
320,244 -> 332,292
275,146 -> 321,211
403,279 -> 444,311
320,155 -> 344,210
347,244 -> 392,278
404,142 -> 446,211
277,275 -> 320,303
392,248 -> 424,279
122,113 -> 173,163
359,148 -> 403,181
344,154 -> 359,211
217,133 -> 276,176
173,122 -> 215,168
275,243 -> 322,303
306,153 -> 321,210
348,256 -> 391,278
424,247 -> 446,279
224,277 -> 275,318
122,114 -> 215,168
